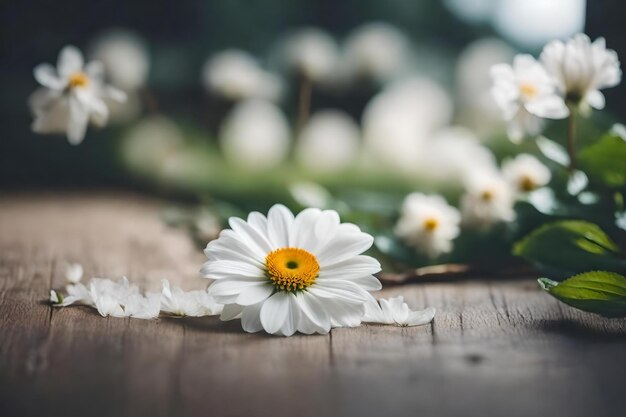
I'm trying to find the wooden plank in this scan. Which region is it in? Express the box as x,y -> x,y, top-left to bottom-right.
1,192 -> 625,417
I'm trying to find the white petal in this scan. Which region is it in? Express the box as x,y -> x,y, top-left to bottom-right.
220,303 -> 244,321
201,259 -> 264,280
277,293 -> 300,336
33,64 -> 64,90
525,96 -> 569,119
267,204 -> 294,247
209,278 -> 266,298
308,280 -> 369,304
67,96 -> 89,145
57,45 -> 84,78
295,292 -> 330,331
241,302 -> 264,333
289,208 -> 322,250
317,255 -> 381,280
259,292 -> 291,334
228,217 -> 273,258
236,284 -> 274,306
406,307 -> 436,326
85,61 -> 105,82
316,231 -> 374,266
585,90 -> 606,110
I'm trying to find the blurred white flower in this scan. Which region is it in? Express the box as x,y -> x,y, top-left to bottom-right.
90,29 -> 149,91
417,127 -> 498,185
30,45 -> 127,144
395,193 -> 461,258
456,38 -> 515,136
491,54 -> 568,142
220,99 -> 290,171
502,153 -> 551,193
283,28 -> 340,82
121,115 -> 185,177
541,34 -> 622,113
65,263 -> 84,284
160,279 -> 222,317
364,296 -> 436,327
493,0 -> 586,50
344,22 -> 410,83
202,49 -> 283,101
461,172 -> 516,228
296,110 -> 360,173
202,204 -> 382,336
362,77 -> 452,172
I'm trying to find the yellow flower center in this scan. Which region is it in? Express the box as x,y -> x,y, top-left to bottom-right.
519,83 -> 538,99
265,247 -> 319,292
481,189 -> 495,202
423,217 -> 439,232
519,175 -> 536,192
68,72 -> 90,88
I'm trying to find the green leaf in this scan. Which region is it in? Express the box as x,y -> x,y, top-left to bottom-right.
578,132 -> 626,188
538,271 -> 626,317
513,220 -> 626,276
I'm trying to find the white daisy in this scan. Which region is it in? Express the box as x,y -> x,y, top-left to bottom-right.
295,110 -> 360,174
501,153 -> 551,193
363,296 -> 436,327
201,204 -> 382,336
541,33 -> 622,113
30,45 -> 127,145
202,50 -> 283,101
395,193 -> 461,258
461,172 -> 516,228
491,54 -> 569,142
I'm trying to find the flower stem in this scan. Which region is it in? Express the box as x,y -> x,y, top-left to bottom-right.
297,75 -> 312,133
566,109 -> 577,173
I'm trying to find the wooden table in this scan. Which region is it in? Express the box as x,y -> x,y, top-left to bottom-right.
1,192 -> 625,417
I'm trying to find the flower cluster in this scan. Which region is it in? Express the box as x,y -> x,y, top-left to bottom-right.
395,153 -> 551,258
491,34 -> 621,142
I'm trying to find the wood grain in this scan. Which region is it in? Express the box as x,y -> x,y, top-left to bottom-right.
1,191 -> 625,417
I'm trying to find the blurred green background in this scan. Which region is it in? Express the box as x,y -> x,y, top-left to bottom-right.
0,0 -> 624,191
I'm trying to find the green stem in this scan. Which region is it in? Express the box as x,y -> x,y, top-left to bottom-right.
297,75 -> 312,133
567,109 -> 577,173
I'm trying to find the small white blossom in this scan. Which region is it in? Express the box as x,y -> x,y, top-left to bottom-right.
202,50 -> 283,101
461,172 -> 516,228
65,263 -> 83,284
344,22 -> 410,82
90,30 -> 149,91
296,110 -> 360,173
501,153 -> 551,193
362,77 -> 452,172
491,54 -> 568,142
49,290 -> 60,304
541,34 -> 621,112
395,193 -> 461,258
364,296 -> 436,327
283,28 -> 340,83
220,99 -> 290,171
417,127 -> 498,185
30,45 -> 127,144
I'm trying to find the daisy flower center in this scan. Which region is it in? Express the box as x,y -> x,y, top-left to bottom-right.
68,72 -> 90,88
519,175 -> 536,192
265,247 -> 319,292
423,217 -> 439,232
480,189 -> 495,202
519,83 -> 538,99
